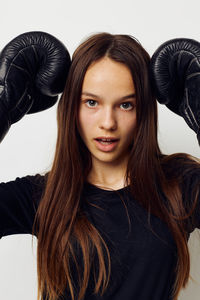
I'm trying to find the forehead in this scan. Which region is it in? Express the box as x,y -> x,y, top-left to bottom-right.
82,57 -> 135,95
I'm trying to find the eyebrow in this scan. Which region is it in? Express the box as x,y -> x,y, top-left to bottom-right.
81,92 -> 136,101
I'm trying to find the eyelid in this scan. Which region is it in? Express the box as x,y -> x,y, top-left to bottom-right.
82,99 -> 136,110
120,102 -> 135,110
83,99 -> 98,107
81,98 -> 96,103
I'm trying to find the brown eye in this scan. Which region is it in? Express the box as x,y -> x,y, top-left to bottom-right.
85,100 -> 98,107
120,102 -> 134,111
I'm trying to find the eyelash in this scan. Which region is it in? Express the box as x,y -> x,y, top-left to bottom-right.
84,100 -> 134,111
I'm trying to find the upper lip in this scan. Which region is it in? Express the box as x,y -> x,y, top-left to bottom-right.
95,137 -> 119,140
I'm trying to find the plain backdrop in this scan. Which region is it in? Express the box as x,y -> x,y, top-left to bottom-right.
0,0 -> 200,299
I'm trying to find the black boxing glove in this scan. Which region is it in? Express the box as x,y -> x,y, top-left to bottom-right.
0,31 -> 71,142
150,38 -> 200,145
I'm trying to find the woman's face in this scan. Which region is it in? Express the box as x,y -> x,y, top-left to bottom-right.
78,57 -> 137,166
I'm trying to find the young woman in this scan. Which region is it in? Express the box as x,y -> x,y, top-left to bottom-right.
0,32 -> 200,300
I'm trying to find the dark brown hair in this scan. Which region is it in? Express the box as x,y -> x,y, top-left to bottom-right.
33,32 -> 200,300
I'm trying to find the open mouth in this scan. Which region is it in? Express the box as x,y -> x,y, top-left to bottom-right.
95,138 -> 119,144
95,139 -> 118,144
94,138 -> 119,152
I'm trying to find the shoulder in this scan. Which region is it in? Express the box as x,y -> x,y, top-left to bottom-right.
0,172 -> 47,189
0,173 -> 48,237
161,152 -> 200,202
160,153 -> 200,180
161,153 -> 200,232
0,173 -> 48,205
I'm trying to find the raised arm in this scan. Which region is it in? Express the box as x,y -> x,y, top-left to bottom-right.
0,31 -> 71,238
150,38 -> 200,233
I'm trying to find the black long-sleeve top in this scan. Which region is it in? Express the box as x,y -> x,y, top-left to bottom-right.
0,169 -> 200,300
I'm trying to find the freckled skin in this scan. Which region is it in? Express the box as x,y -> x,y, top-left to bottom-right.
78,57 -> 137,184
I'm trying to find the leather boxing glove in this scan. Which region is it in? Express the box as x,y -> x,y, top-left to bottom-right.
150,38 -> 200,145
0,31 -> 71,142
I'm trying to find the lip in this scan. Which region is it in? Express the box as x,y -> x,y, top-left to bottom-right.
95,136 -> 119,140
94,139 -> 119,152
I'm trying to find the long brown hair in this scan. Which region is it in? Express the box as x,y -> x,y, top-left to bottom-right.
33,33 -> 200,300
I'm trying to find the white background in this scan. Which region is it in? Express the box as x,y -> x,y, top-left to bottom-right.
0,0 -> 200,299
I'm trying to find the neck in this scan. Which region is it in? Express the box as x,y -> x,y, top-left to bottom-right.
87,153 -> 130,189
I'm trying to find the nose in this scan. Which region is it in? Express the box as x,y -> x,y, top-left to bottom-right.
99,107 -> 117,131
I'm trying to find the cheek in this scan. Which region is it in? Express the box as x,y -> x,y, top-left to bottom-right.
124,119 -> 137,143
78,109 -> 94,138
122,114 -> 137,134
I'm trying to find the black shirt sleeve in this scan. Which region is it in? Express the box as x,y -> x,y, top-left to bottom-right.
181,166 -> 200,233
0,174 -> 46,238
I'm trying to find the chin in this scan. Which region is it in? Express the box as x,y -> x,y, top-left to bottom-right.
92,152 -> 124,164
